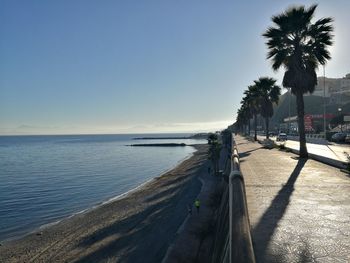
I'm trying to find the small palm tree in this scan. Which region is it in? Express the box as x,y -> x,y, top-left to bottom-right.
236,108 -> 245,134
242,103 -> 252,135
254,77 -> 281,139
207,133 -> 218,145
263,4 -> 334,157
244,85 -> 261,141
207,134 -> 221,176
239,97 -> 252,135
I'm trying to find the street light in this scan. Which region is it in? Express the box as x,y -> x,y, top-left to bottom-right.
338,107 -> 343,132
323,65 -> 326,136
288,87 -> 291,134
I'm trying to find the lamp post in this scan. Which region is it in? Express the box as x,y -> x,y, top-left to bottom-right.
288,87 -> 291,134
338,107 -> 343,132
323,65 -> 326,136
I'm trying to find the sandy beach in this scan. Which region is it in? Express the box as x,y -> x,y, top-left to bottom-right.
0,144 -> 209,263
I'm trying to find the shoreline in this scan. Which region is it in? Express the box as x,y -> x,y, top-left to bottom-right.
0,146 -> 197,244
0,144 -> 209,263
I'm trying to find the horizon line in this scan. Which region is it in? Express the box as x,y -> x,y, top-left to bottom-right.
0,131 -> 221,137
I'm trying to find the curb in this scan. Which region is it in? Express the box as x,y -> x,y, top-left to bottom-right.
257,139 -> 347,170
288,147 -> 346,170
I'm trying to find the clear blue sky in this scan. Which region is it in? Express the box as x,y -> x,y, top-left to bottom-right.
1,0 -> 349,135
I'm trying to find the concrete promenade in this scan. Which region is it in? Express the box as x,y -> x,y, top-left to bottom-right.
257,135 -> 349,164
236,135 -> 350,262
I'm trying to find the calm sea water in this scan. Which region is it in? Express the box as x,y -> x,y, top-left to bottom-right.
0,134 -> 206,242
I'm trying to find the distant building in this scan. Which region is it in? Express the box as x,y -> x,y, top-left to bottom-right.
309,73 -> 350,104
283,114 -> 336,133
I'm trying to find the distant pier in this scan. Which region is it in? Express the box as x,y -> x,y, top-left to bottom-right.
129,143 -> 187,147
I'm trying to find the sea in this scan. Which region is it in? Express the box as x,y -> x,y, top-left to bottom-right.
0,134 -> 207,242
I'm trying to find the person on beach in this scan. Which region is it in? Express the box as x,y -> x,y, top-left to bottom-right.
187,204 -> 192,216
194,199 -> 200,213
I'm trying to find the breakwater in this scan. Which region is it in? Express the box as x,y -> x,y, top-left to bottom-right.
129,143 -> 186,147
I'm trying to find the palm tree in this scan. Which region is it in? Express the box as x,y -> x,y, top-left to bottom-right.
237,106 -> 249,135
244,85 -> 261,141
207,134 -> 221,176
239,97 -> 252,135
207,133 -> 218,145
236,108 -> 245,134
263,4 -> 334,158
242,103 -> 252,135
254,77 -> 281,139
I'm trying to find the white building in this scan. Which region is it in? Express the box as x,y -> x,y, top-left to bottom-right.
309,73 -> 350,104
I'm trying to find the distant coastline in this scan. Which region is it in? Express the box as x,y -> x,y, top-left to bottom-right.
133,137 -> 189,140
130,143 -> 187,147
133,133 -> 208,140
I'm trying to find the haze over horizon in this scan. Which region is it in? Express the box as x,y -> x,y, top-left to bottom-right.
1,0 -> 349,135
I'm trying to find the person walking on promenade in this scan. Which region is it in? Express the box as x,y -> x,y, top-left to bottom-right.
194,199 -> 200,214
187,204 -> 192,216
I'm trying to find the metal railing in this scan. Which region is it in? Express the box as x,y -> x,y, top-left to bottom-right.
228,135 -> 255,263
211,134 -> 255,263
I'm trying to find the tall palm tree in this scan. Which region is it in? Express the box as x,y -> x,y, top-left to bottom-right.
254,77 -> 281,139
236,108 -> 246,134
263,4 -> 334,158
239,97 -> 252,135
207,134 -> 221,176
244,85 -> 261,141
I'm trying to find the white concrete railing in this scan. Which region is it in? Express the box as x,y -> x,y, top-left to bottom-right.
228,135 -> 255,263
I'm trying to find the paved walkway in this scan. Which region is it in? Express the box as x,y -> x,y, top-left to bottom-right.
257,135 -> 349,163
236,135 -> 350,263
163,148 -> 227,263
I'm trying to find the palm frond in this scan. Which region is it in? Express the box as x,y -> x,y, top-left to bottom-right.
264,4 -> 333,94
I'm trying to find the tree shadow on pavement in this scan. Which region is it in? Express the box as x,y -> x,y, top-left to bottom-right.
235,142 -> 251,146
239,147 -> 263,158
299,240 -> 313,263
252,158 -> 307,262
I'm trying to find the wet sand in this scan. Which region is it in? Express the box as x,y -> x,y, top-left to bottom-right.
0,144 -> 209,263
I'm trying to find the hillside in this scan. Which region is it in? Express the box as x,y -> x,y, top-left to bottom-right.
270,92 -> 350,128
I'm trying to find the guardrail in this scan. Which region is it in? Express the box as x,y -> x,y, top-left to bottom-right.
211,134 -> 255,263
229,135 -> 255,263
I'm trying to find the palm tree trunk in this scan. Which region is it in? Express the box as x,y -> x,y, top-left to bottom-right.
254,114 -> 257,141
211,160 -> 215,175
265,117 -> 269,139
248,120 -> 251,136
296,91 -> 308,158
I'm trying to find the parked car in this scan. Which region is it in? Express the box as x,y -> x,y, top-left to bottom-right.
331,132 -> 347,143
269,132 -> 276,137
277,133 -> 287,141
345,133 -> 350,144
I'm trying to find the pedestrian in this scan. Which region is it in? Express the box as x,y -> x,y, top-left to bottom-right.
187,204 -> 192,216
194,199 -> 200,213
208,166 -> 211,174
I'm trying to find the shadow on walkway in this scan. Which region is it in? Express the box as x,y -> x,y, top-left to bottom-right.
252,158 -> 307,262
239,147 -> 263,158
